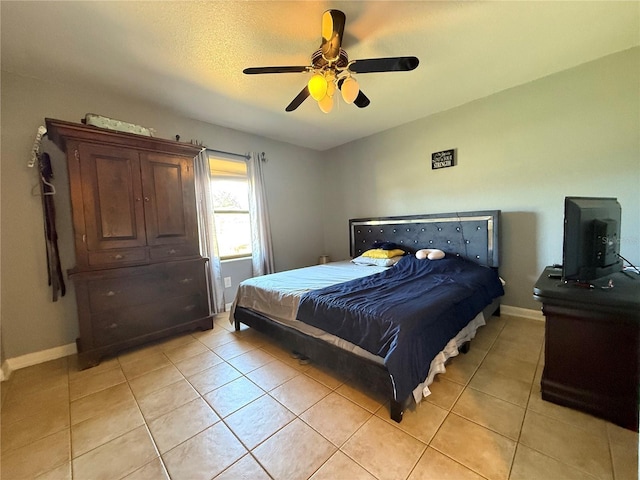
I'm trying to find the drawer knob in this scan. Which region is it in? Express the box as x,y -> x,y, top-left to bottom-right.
113,254 -> 124,260
106,291 -> 116,297
184,304 -> 196,312
108,323 -> 118,329
180,278 -> 193,284
168,249 -> 177,255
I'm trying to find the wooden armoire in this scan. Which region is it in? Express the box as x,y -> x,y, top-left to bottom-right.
46,118 -> 213,369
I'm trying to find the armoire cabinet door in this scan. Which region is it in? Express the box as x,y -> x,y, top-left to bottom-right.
79,143 -> 147,252
140,152 -> 199,258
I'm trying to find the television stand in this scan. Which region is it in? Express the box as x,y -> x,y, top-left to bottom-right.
533,267 -> 639,431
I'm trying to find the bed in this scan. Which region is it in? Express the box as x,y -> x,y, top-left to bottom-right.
231,210 -> 503,422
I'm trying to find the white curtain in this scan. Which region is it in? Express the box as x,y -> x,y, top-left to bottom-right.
193,150 -> 225,314
247,152 -> 275,276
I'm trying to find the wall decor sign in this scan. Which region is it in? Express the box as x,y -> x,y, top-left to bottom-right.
431,149 -> 456,169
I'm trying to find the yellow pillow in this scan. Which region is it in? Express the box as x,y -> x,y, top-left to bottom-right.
362,248 -> 405,259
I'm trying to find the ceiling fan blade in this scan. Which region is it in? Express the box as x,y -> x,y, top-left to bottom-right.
285,86 -> 310,112
350,57 -> 419,74
321,9 -> 346,63
243,66 -> 308,75
354,90 -> 370,108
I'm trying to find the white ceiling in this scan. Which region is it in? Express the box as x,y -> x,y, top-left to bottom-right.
2,1 -> 638,151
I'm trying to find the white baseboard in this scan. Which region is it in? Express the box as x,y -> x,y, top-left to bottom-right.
4,342 -> 77,376
501,304 -> 544,321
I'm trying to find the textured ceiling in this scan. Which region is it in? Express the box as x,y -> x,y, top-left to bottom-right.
2,1 -> 638,151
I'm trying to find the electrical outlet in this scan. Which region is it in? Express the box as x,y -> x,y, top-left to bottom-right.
224,276 -> 232,288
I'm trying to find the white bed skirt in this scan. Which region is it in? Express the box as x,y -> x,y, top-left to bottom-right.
411,311 -> 485,403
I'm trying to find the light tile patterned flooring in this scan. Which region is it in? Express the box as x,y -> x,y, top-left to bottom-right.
1,313 -> 637,480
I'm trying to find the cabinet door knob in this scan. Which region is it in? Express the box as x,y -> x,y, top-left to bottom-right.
180,278 -> 193,284
168,249 -> 177,255
106,291 -> 116,297
184,304 -> 196,312
144,197 -> 150,202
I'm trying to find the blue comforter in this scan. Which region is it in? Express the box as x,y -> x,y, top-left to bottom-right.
297,255 -> 504,402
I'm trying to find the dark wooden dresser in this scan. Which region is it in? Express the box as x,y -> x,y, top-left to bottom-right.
46,118 -> 213,369
533,266 -> 639,431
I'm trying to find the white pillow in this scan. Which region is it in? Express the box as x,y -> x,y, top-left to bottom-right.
351,255 -> 403,267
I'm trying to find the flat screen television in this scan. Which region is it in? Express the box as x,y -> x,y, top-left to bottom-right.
562,196 -> 622,282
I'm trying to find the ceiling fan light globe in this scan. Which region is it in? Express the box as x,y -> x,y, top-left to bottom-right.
341,77 -> 359,104
326,80 -> 336,97
318,95 -> 334,113
308,74 -> 328,101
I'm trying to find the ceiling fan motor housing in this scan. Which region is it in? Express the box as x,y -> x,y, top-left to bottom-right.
312,48 -> 349,69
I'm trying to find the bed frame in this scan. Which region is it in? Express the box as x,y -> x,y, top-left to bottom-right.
233,210 -> 501,422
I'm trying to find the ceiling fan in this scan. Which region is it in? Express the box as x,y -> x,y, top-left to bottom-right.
243,9 -> 419,113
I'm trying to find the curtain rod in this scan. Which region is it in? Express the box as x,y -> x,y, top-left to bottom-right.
205,148 -> 250,161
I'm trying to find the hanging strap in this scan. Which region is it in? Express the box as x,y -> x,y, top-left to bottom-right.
38,152 -> 65,301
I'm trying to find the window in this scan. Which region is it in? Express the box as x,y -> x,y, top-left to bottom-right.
209,155 -> 252,259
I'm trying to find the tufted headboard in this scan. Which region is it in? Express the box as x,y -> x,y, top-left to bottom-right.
349,210 -> 500,268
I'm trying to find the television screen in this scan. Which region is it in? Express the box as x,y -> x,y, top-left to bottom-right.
562,197 -> 622,282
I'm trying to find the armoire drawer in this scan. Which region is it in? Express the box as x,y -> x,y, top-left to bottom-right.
87,260 -> 205,313
149,243 -> 200,260
88,249 -> 147,267
92,294 -> 208,347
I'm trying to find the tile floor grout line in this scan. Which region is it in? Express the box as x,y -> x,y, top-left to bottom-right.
401,442 -> 429,480
141,423 -> 168,480
463,383 -> 528,409
215,393 -> 296,477
505,339 -> 541,480
297,390 -> 373,448
426,428 -> 492,480
333,412 -> 381,480
513,412 -> 616,480
129,383 -> 161,476
0,367 -> 72,465
66,358 -> 75,479
121,356 -> 174,480
605,425 -> 620,480
512,438 -> 611,480
437,323 -> 519,479
143,339 -> 244,480
68,373 -> 133,475
244,450 -> 277,480
220,385 -> 293,444
276,350 -> 384,480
